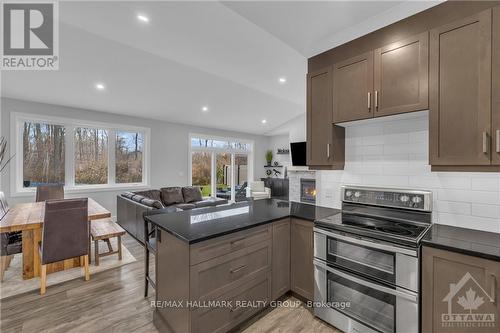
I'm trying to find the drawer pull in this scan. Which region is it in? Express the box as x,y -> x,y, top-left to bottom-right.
375,90 -> 379,109
367,92 -> 371,110
230,265 -> 247,274
491,274 -> 497,304
326,143 -> 330,159
230,238 -> 245,246
496,130 -> 499,153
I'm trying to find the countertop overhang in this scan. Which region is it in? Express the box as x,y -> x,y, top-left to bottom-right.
144,199 -> 340,244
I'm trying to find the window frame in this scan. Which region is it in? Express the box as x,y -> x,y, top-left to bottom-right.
188,133 -> 254,202
11,112 -> 151,197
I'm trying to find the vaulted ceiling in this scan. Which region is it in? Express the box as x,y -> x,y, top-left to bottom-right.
1,1 -> 440,135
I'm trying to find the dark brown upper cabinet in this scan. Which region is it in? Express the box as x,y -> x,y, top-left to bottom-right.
333,51 -> 374,123
493,6 -> 500,165
307,67 -> 345,169
374,32 -> 429,117
429,9 -> 492,166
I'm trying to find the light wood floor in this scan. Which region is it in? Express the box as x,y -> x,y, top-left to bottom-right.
0,235 -> 340,333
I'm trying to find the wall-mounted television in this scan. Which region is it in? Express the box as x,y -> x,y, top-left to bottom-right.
290,142 -> 307,166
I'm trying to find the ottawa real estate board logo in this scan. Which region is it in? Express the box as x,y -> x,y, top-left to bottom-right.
1,1 -> 59,70
441,272 -> 496,329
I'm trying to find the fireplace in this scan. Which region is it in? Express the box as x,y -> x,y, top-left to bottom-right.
300,178 -> 316,204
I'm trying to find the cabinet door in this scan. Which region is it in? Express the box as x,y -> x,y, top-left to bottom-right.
374,32 -> 429,117
493,6 -> 500,165
429,10 -> 492,165
290,218 -> 314,301
271,218 -> 290,300
333,51 -> 374,123
422,246 -> 500,333
307,67 -> 333,166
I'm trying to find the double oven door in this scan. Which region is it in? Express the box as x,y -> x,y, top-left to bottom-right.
313,227 -> 419,333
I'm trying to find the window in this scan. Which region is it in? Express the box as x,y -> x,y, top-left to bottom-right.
74,128 -> 108,185
189,134 -> 253,202
116,131 -> 144,184
22,121 -> 65,188
13,113 -> 150,195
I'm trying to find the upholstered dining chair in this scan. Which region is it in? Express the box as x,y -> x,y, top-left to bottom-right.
40,198 -> 90,294
36,185 -> 64,202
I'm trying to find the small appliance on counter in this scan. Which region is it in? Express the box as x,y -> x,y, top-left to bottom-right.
313,185 -> 433,333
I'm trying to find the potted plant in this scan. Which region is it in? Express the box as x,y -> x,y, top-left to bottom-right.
265,150 -> 273,166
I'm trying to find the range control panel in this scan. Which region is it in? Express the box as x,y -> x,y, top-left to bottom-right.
342,186 -> 432,211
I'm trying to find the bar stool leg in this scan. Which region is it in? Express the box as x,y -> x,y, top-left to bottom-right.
118,236 -> 122,260
94,240 -> 100,266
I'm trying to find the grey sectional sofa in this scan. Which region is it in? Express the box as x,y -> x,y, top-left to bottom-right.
116,186 -> 228,243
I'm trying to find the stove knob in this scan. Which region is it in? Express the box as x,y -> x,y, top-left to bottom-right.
345,190 -> 353,198
400,195 -> 410,202
412,196 -> 422,204
354,191 -> 361,198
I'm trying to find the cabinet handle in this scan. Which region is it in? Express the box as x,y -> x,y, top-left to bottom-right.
327,143 -> 330,159
490,274 -> 497,304
367,92 -> 371,110
496,130 -> 500,153
483,132 -> 489,154
230,265 -> 247,274
375,90 -> 379,110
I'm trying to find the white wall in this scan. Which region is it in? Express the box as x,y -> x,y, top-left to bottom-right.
266,113 -> 306,143
0,98 -> 269,215
313,112 -> 500,233
266,134 -> 291,178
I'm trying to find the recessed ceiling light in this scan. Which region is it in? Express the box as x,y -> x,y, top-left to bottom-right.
201,106 -> 209,112
278,77 -> 287,84
137,14 -> 150,23
261,119 -> 267,124
95,83 -> 105,91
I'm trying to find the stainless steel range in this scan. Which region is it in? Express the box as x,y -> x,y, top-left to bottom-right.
313,185 -> 432,333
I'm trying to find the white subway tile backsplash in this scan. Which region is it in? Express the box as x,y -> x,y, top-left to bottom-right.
300,115 -> 500,234
471,204 -> 500,219
471,178 -> 500,192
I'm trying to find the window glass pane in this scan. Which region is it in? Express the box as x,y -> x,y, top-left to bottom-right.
234,154 -> 248,201
215,153 -> 231,200
23,122 -> 65,188
191,151 -> 211,197
190,137 -> 251,151
116,131 -> 144,183
74,128 -> 108,185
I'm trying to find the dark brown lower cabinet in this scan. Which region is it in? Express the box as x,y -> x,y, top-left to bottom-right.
271,218 -> 290,300
422,246 -> 500,333
290,218 -> 314,301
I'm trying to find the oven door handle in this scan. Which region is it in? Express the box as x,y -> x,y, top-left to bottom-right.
314,227 -> 417,257
314,259 -> 418,303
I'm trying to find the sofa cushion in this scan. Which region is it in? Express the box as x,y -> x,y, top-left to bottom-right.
174,203 -> 196,210
161,187 -> 184,206
134,189 -> 162,202
141,198 -> 164,209
194,197 -> 228,208
182,186 -> 203,203
121,191 -> 135,199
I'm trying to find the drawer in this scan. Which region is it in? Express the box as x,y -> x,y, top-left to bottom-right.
190,224 -> 271,265
190,240 -> 271,300
191,272 -> 271,333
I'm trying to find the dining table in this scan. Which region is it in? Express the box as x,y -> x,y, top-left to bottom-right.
0,198 -> 111,279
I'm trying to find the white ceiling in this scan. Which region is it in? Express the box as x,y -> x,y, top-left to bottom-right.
1,1 -> 440,135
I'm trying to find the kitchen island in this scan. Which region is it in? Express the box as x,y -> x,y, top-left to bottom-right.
145,199 -> 339,333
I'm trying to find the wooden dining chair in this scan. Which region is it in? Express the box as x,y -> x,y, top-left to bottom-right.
35,185 -> 64,202
40,198 -> 90,295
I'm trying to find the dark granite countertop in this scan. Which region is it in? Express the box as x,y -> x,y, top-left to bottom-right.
145,199 -> 340,244
421,224 -> 500,262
